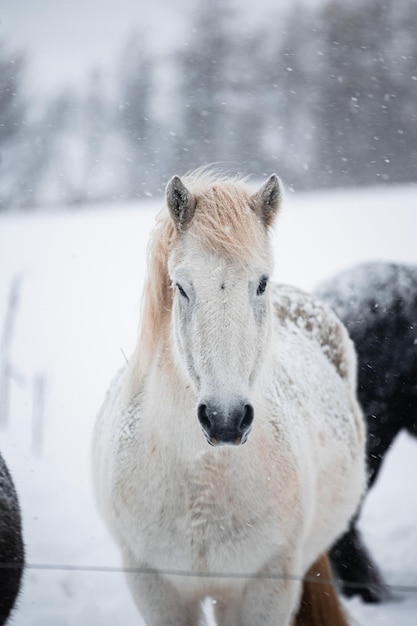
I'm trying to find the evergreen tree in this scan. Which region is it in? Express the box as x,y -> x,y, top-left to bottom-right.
176,0 -> 236,171
0,45 -> 26,145
269,4 -> 318,189
117,35 -> 157,197
0,44 -> 28,209
313,0 -> 417,187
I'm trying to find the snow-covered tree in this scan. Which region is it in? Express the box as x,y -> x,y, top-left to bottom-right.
0,44 -> 29,210
313,0 -> 417,187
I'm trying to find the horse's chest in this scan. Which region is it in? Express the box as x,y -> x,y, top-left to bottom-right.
118,445 -> 283,573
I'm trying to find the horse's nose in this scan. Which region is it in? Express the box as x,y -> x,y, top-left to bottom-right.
197,401 -> 254,446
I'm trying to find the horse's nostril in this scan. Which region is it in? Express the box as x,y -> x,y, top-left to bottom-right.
198,401 -> 253,445
240,404 -> 254,432
197,404 -> 211,431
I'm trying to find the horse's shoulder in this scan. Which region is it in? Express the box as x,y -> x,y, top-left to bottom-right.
97,366 -> 127,417
271,282 -> 355,382
93,366 -> 145,500
94,366 -> 143,449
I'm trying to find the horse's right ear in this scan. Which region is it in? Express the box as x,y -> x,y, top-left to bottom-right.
250,174 -> 282,227
166,176 -> 196,231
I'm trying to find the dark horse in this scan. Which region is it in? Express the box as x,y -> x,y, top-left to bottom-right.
0,452 -> 24,624
315,261 -> 417,603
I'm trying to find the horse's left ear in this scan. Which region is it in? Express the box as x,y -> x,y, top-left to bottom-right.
166,176 -> 196,231
250,174 -> 282,227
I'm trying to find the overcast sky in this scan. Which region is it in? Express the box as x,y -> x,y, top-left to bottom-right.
1,0 -> 323,98
2,0 -> 181,95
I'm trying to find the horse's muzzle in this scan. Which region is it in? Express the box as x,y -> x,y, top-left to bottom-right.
197,401 -> 254,446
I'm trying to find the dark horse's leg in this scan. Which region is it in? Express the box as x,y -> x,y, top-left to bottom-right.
329,521 -> 390,603
0,453 -> 24,625
330,413 -> 399,603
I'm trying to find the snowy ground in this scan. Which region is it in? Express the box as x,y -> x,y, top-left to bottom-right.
1,183 -> 417,625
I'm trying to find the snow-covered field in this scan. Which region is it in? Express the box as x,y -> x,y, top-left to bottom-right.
1,184 -> 417,625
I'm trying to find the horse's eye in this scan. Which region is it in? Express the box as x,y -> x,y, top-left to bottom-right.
176,283 -> 189,301
257,276 -> 268,296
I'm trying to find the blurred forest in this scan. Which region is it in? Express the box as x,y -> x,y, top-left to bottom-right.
0,0 -> 416,210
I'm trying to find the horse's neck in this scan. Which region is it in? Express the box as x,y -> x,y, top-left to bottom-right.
127,334 -> 206,456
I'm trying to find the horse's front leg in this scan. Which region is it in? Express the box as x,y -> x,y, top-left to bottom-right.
213,591 -> 241,626
123,551 -> 200,626
239,556 -> 302,626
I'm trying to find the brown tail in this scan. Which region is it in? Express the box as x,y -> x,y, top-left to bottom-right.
294,553 -> 349,626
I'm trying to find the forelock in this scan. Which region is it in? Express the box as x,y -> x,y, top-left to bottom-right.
184,174 -> 266,263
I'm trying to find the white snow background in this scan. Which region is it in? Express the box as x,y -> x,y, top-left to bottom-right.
1,183 -> 417,625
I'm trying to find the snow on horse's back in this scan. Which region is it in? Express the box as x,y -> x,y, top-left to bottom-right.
92,170 -> 366,626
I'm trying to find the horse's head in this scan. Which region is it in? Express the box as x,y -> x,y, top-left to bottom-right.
166,173 -> 282,446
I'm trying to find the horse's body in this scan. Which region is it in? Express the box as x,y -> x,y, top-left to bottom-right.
92,172 -> 365,625
0,452 -> 24,625
315,261 -> 417,602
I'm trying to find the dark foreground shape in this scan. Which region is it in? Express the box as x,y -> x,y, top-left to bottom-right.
0,452 -> 24,624
315,262 -> 417,603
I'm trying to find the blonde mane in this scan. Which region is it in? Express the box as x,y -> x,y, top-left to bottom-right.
128,171 -> 268,393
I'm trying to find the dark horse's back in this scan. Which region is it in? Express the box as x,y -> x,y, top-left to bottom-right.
0,452 -> 24,624
315,261 -> 417,602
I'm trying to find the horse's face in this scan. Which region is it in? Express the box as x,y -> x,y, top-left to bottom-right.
166,175 -> 281,446
169,241 -> 272,446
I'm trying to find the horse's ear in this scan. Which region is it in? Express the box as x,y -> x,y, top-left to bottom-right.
250,174 -> 282,227
166,176 -> 196,231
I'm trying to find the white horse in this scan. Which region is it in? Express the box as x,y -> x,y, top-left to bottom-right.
92,171 -> 366,626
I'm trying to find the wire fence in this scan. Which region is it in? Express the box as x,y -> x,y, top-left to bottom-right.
1,560 -> 417,594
